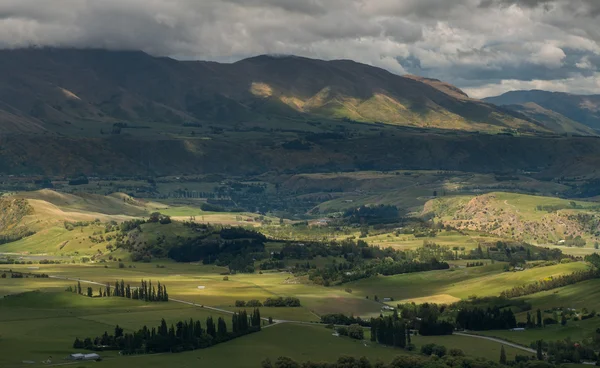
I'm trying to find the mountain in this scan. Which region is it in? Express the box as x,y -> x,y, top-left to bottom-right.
498,102 -> 596,136
484,90 -> 600,132
0,48 -> 553,135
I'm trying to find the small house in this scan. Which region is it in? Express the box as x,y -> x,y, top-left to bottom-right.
383,297 -> 392,302
69,354 -> 84,360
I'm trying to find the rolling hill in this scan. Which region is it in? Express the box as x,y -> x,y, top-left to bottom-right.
0,48 -> 558,134
484,90 -> 600,132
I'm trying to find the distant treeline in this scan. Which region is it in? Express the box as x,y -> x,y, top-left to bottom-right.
261,352 -> 511,368
1,271 -> 49,279
67,279 -> 169,302
235,297 -> 300,308
74,309 -> 261,354
456,307 -> 517,331
320,314 -> 370,327
344,205 -> 401,225
310,258 -> 449,286
0,231 -> 35,245
499,269 -> 600,299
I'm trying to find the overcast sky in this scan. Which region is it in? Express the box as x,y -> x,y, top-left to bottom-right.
0,0 -> 599,98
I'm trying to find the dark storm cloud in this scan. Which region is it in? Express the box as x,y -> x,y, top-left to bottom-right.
0,0 -> 598,97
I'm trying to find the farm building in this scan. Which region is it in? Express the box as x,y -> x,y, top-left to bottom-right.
69,353 -> 84,360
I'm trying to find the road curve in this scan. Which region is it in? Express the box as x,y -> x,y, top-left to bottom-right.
454,332 -> 536,354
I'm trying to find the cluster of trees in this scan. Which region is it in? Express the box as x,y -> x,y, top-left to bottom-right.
166,225 -> 267,273
335,324 -> 364,340
67,280 -> 169,302
74,310 -> 262,355
320,314 -> 370,327
466,261 -> 486,268
148,212 -> 172,225
310,258 -> 449,286
456,307 -> 517,331
0,231 -> 35,246
370,316 -> 410,348
234,297 -> 300,308
561,235 -> 587,248
260,354 -> 518,368
418,318 -> 455,336
537,339 -> 598,364
344,205 -> 400,225
499,270 -> 599,298
1,271 -> 48,278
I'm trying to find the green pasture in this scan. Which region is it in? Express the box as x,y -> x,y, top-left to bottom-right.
342,261 -> 589,304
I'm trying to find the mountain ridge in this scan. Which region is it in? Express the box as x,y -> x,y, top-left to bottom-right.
484,90 -> 600,132
0,48 -> 568,135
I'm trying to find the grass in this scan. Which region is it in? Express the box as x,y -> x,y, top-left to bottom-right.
412,334 -> 527,360
342,261 -> 589,304
0,291 -> 223,368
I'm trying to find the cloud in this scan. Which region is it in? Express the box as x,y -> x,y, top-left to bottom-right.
0,0 -> 599,97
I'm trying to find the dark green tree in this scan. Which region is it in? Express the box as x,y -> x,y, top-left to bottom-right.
500,345 -> 507,365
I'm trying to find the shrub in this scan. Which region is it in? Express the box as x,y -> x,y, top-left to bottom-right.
449,348 -> 465,357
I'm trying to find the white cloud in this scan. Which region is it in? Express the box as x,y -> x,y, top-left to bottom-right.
464,72 -> 600,98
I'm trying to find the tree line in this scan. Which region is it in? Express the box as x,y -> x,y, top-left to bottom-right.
1,271 -> 49,278
260,350 -> 521,368
235,297 -> 300,308
74,309 -> 262,354
370,315 -> 411,348
499,269 -> 599,299
456,307 -> 517,331
67,279 -> 169,302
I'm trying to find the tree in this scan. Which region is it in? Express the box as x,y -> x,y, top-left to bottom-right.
500,345 -> 507,365
87,287 -> 93,297
536,309 -> 543,328
537,340 -> 543,360
217,317 -> 227,339
77,281 -> 82,295
561,313 -> 567,326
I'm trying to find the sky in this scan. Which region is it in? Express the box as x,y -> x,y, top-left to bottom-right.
0,0 -> 599,98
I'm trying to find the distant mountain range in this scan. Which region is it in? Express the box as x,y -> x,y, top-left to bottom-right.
2,48 -> 600,178
484,90 -> 600,134
0,48 -> 588,136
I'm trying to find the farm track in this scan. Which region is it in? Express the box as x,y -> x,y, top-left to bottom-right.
49,275 -> 536,353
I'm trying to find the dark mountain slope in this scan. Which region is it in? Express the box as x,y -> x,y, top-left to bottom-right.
484,90 -> 600,131
0,48 -> 549,134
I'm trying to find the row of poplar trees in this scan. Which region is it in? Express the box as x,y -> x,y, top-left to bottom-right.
370,315 -> 411,348
74,309 -> 262,354
68,279 -> 168,302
